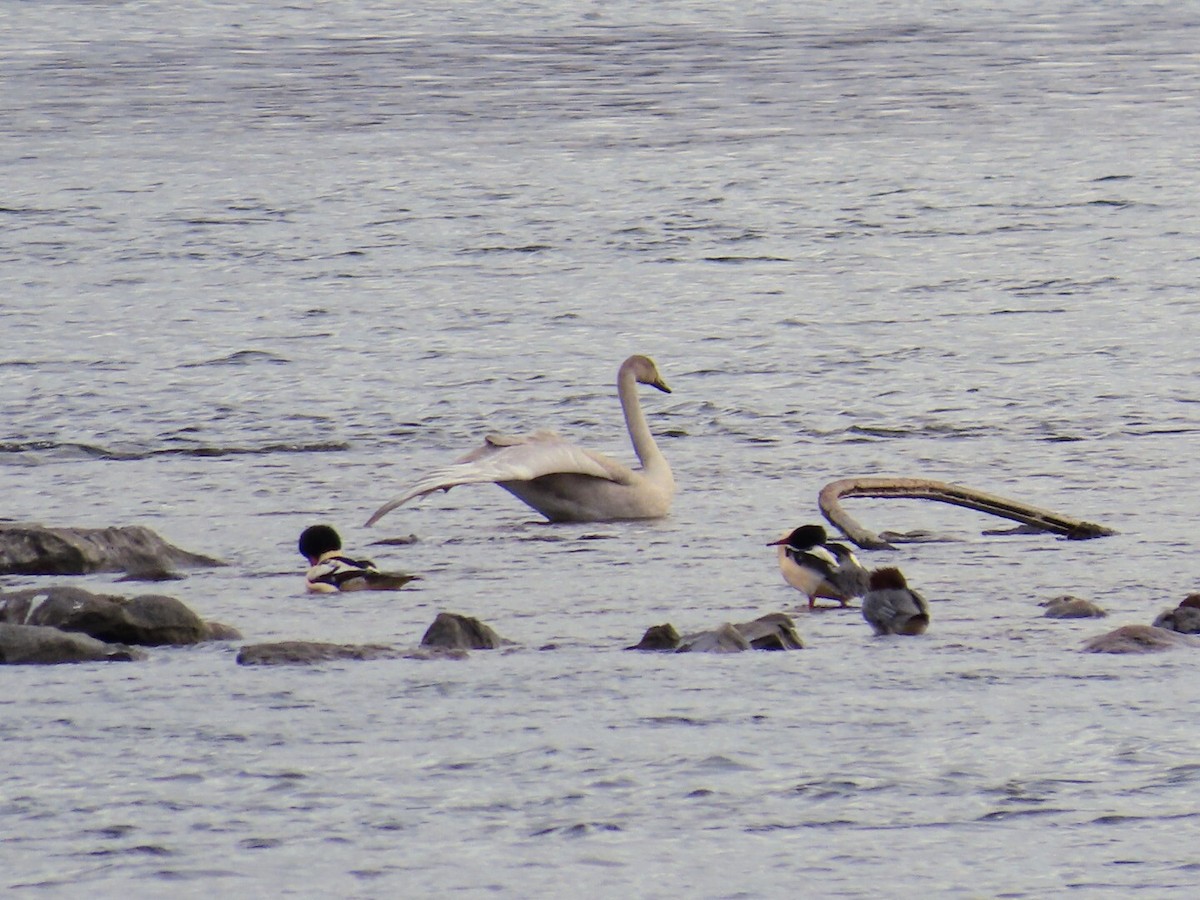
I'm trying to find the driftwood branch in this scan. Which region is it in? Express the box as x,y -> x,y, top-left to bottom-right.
818,477 -> 1117,550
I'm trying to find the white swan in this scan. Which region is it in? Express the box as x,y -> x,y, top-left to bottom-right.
365,355 -> 675,525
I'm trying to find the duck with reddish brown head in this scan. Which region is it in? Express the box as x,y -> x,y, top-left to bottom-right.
862,567 -> 930,635
1152,592 -> 1200,634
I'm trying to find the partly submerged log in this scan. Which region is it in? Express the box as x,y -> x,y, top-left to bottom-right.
818,477 -> 1117,550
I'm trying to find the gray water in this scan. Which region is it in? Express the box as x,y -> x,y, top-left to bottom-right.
4,1 -> 1200,896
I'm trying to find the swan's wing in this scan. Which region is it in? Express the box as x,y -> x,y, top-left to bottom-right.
365,431 -> 635,526
452,430 -> 636,483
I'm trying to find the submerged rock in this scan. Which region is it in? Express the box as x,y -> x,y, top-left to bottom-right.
420,612 -> 511,650
629,613 -> 804,653
1082,624 -> 1200,654
0,623 -> 144,664
677,623 -> 751,653
1040,595 -> 1107,619
0,586 -> 231,646
733,612 -> 806,650
204,621 -> 243,641
0,523 -> 224,577
236,641 -> 404,666
236,641 -> 466,666
627,623 -> 682,651
116,562 -> 186,583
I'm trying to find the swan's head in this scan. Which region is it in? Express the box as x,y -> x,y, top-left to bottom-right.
767,523 -> 827,550
868,567 -> 909,591
622,354 -> 671,393
299,524 -> 342,564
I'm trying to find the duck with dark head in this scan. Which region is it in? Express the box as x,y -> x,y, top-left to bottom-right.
767,524 -> 869,609
299,525 -> 418,593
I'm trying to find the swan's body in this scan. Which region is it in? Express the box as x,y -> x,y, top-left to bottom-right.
862,567 -> 930,635
768,524 -> 869,608
366,355 -> 675,525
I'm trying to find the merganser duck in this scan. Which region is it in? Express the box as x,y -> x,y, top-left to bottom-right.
862,567 -> 930,635
767,524 -> 869,609
299,525 -> 418,593
1152,593 -> 1200,634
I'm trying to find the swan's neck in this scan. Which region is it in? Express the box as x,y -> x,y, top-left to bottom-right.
618,369 -> 668,473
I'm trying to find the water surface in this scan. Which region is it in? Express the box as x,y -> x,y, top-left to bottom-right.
3,2 -> 1200,896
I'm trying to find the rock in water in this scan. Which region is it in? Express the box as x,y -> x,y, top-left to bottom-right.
420,613 -> 510,650
236,641 -> 407,666
1082,624 -> 1200,653
628,614 -> 804,653
1040,595 -> 1107,618
626,623 -> 682,651
732,613 -> 805,650
236,641 -> 468,665
0,523 -> 225,577
0,623 -> 144,665
676,623 -> 752,653
1,586 -> 226,646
